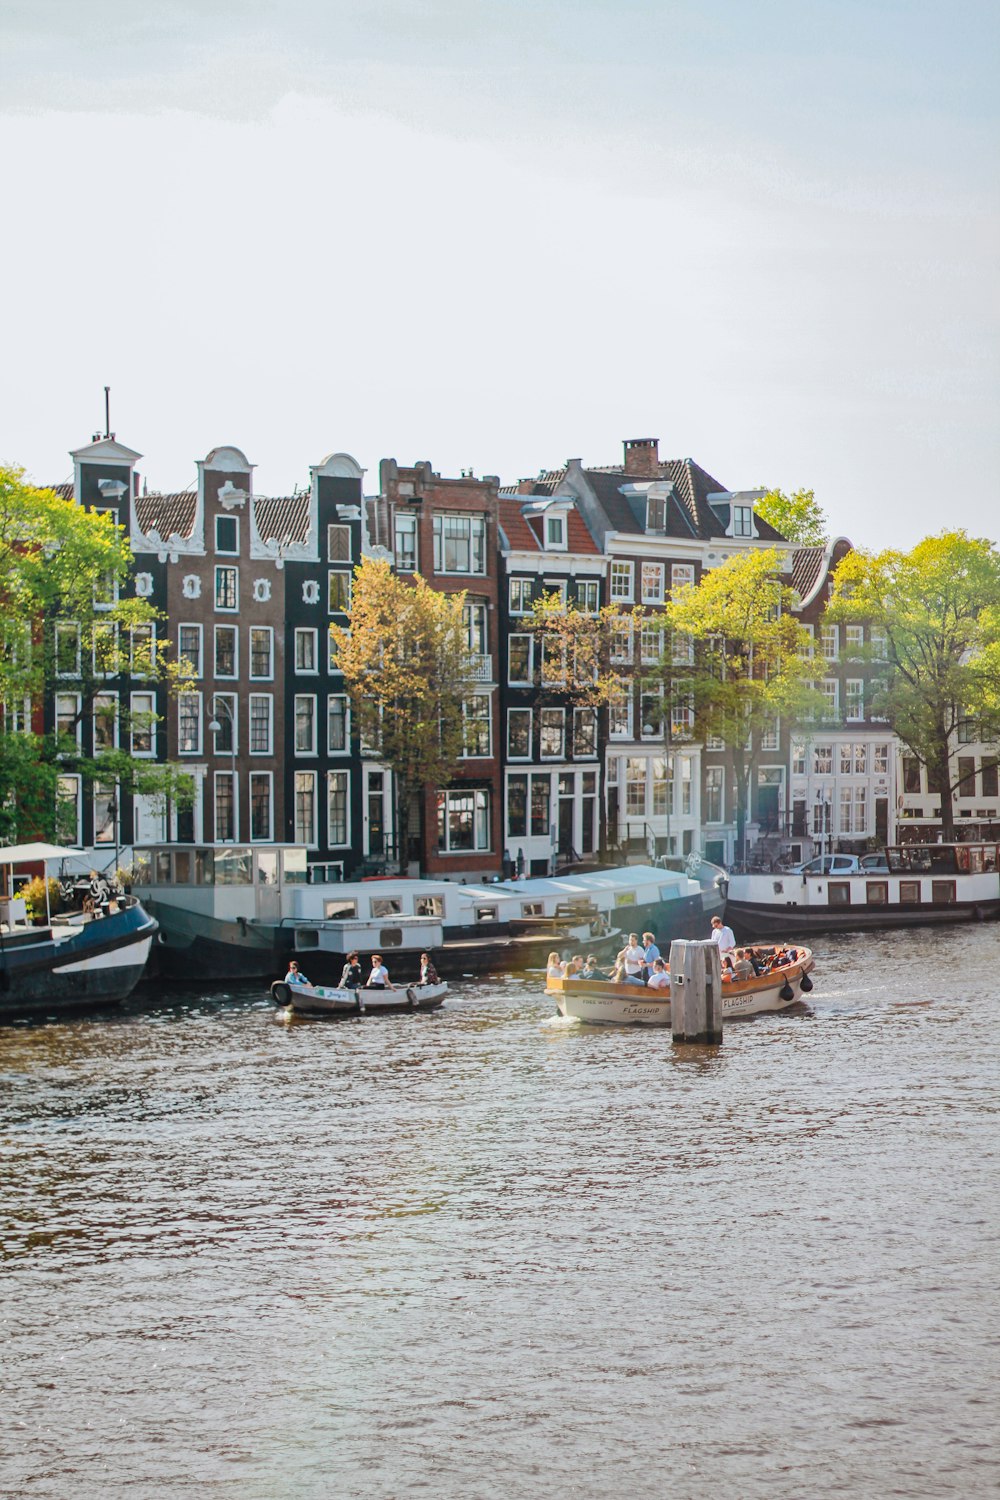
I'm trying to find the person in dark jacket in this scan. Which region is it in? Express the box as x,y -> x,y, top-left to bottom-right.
418,953 -> 440,986
340,951 -> 363,989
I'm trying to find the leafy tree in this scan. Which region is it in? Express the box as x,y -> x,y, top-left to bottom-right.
663,549 -> 820,863
829,531 -> 1000,839
755,487 -> 828,546
329,558 -> 480,872
0,463 -> 193,844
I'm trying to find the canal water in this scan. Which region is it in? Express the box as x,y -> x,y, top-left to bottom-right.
2,927 -> 998,1500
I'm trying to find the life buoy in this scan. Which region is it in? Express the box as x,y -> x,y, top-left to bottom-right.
270,981 -> 292,1007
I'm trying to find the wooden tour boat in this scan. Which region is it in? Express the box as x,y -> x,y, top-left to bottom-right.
270,978 -> 448,1017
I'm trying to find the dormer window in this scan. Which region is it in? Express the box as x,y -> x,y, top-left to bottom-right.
545,515 -> 566,550
646,496 -> 666,533
733,505 -> 753,538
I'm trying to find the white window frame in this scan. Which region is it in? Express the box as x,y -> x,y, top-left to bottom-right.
732,505 -> 753,538
179,623 -> 203,679
610,561 -> 634,602
294,770 -> 318,847
249,626 -> 273,682
507,634 -> 534,686
214,770 -> 238,842
671,563 -> 695,595
507,707 -> 532,760
328,571 -> 352,613
640,623 -> 665,664
294,694 -> 318,756
821,678 -> 840,719
214,564 -> 239,612
178,691 -> 202,756
845,678 -> 865,722
509,577 -> 532,615
640,562 -> 665,604
214,624 -> 239,681
55,622 -> 81,677
394,511 -> 418,572
461,694 -> 492,758
609,686 -> 633,740
212,691 -> 238,756
327,694 -> 350,755
327,524 -> 352,563
215,514 -> 240,555
56,773 -> 82,844
129,690 -> 157,757
539,706 -> 565,760
433,513 -> 487,576
92,621 -> 119,677
249,770 -> 274,842
249,693 -> 273,756
545,514 -> 567,550
93,690 -> 119,751
437,787 -> 491,852
705,766 -> 724,824
573,707 -> 597,759
821,624 -> 839,660
576,580 -> 600,613
294,627 -> 318,674
55,692 -> 81,751
327,769 -> 350,847
845,625 -> 864,660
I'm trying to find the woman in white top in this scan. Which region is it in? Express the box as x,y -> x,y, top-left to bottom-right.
366,955 -> 395,990
546,951 -> 565,982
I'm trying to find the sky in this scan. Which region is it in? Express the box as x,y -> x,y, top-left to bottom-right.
2,0 -> 997,548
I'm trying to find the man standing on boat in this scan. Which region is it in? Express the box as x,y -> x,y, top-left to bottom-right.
710,916 -> 737,953
641,932 -> 660,978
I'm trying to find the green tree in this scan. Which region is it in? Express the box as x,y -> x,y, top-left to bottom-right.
664,549 -> 820,863
755,487 -> 828,546
0,464 -> 193,844
829,531 -> 1000,839
329,557 -> 480,872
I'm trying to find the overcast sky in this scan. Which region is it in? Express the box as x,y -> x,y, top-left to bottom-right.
2,1 -> 997,547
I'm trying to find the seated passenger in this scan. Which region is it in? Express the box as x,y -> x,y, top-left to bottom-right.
284,961 -> 311,987
581,954 -> 607,980
418,952 -> 440,987
546,952 -> 566,981
646,959 -> 671,990
732,949 -> 754,981
564,955 -> 585,979
366,954 -> 395,990
340,952 -> 363,989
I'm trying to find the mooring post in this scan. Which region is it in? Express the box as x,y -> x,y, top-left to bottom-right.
669,938 -> 723,1045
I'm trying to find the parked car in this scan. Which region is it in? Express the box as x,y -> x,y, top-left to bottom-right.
788,853 -> 889,875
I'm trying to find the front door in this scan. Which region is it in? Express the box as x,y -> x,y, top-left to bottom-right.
558,786 -> 574,857
367,771 -> 385,858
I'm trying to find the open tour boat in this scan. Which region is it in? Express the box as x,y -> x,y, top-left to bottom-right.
269,978 -> 448,1017
547,945 -> 815,1027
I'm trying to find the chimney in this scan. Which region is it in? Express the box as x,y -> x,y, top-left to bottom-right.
623,437 -> 660,478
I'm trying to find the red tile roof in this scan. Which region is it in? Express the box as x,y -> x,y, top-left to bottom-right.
254,495 -> 311,546
135,491 -> 198,539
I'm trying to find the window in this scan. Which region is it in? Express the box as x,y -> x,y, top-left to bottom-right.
215,625 -> 238,679
437,788 -> 491,851
249,694 -> 272,755
957,718 -> 978,744
539,708 -> 565,759
250,772 -> 273,841
212,692 -> 237,754
640,690 -> 663,738
56,775 -> 81,845
610,621 -> 633,664
93,691 -> 118,750
327,694 -> 350,753
845,625 -> 864,659
813,745 -> 833,774
507,708 -> 532,759
178,693 -> 201,754
463,601 -> 487,656
821,679 -> 839,719
732,505 -> 753,538
545,514 -> 566,549
129,623 -> 155,677
394,511 -> 418,571
462,696 -> 492,757
328,572 -> 352,612
55,693 -> 81,750
92,621 -> 119,677
250,627 -> 273,680
670,691 -> 694,738
641,624 -> 665,664
295,695 -> 317,755
646,495 -> 666,533
792,742 -> 806,775
841,743 -> 867,775
542,579 -> 567,607
130,691 -> 156,756
214,772 -> 236,841
626,758 -> 646,816
705,766 -> 724,823
573,708 -> 597,758
640,562 -> 664,604
957,756 -> 976,796
610,561 -> 633,602
295,629 -> 318,673
870,627 -> 888,660
509,578 -> 532,614
93,783 -> 117,843
761,716 -> 780,751
800,623 -> 815,659
507,774 -> 528,837
931,880 -> 956,905
530,775 -> 550,836
671,564 -> 695,595
508,635 -> 533,684
900,880 -> 920,904
828,881 -> 851,906
179,624 -> 202,678
845,680 -> 864,722
215,515 -> 239,554
577,580 -> 599,613
652,757 -> 671,817
821,625 -> 839,660
671,631 -> 694,666
866,881 -> 889,905
868,679 -> 888,722
433,514 -> 486,575
55,623 -> 80,677
215,566 -> 238,611
874,743 -> 890,775
982,759 -> 999,798
295,771 -> 317,845
327,771 -> 349,845
903,757 -> 921,793
540,639 -> 566,686
609,685 -> 633,739
328,524 -> 352,562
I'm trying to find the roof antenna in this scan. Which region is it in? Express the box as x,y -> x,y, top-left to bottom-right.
104,385 -> 115,440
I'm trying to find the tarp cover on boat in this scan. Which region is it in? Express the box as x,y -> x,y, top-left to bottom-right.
0,843 -> 88,865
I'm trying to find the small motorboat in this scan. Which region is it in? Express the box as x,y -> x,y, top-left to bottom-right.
547,945 -> 815,1027
269,978 -> 448,1017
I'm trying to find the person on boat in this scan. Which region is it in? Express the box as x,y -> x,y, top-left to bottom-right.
340,951 -> 363,989
417,953 -> 440,987
732,949 -> 754,981
284,961 -> 311,987
642,932 -> 661,975
581,954 -> 608,980
622,933 -> 645,980
366,955 -> 395,990
646,959 -> 671,990
564,955 -> 585,980
710,916 -> 737,952
546,952 -> 566,981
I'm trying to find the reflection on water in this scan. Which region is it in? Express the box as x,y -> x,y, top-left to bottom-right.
2,926 -> 999,1499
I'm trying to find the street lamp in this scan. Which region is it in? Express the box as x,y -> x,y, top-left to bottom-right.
207,697 -> 237,842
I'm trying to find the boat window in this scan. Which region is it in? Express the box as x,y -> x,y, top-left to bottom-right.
931,880 -> 956,904
955,847 -> 971,873
173,850 -> 192,884
155,852 -> 172,884
866,881 -> 889,905
371,897 -> 403,918
324,898 -> 357,920
828,882 -> 851,906
215,848 -> 252,885
928,847 -> 957,873
476,905 -> 499,923
281,848 -> 309,885
415,895 -> 444,917
379,927 -> 403,946
520,901 -> 544,917
614,891 -> 637,908
899,880 -> 920,904
256,851 -> 279,886
195,849 -> 215,885
132,849 -> 151,885
295,929 -> 319,949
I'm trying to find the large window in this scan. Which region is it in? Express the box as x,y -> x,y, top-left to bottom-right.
626,758 -> 646,816
214,625 -> 237,679
540,639 -> 566,686
507,775 -> 528,838
55,622 -> 80,676
873,743 -> 890,775
577,580 -> 599,613
820,679 -> 839,719
394,511 -> 418,572
845,679 -> 864,722
433,514 -> 486,575
215,515 -> 239,554
705,766 -> 724,822
295,771 -> 317,845
671,564 -> 695,594
294,695 -> 317,755
327,694 -> 350,753
56,775 -> 81,844
328,525 -> 352,562
437,788 -> 491,851
610,621 -> 633,665
821,625 -> 839,660
250,627 -> 273,680
610,562 -> 633,602
670,690 -> 694,738
93,783 -> 117,843
214,772 -> 236,841
249,694 -> 272,755
462,696 -> 492,757
55,693 -> 81,750
539,707 -> 565,759
215,566 -> 238,611
653,757 -> 671,817
211,692 -> 237,754
841,743 -> 867,775
328,770 -> 349,845
508,634 -> 533,685
573,708 -> 597,758
530,774 -> 550,835
845,625 -> 864,659
609,685 -> 632,739
813,744 -> 833,774
250,772 -> 272,841
509,578 -> 532,614
640,563 -> 664,604
178,693 -> 201,754
129,623 -> 155,677
295,628 -> 318,673
328,572 -> 352,612
130,691 -> 156,756
179,624 -> 202,678
463,601 -> 487,656
507,708 -> 532,759
93,691 -> 118,750
640,691 -> 663,739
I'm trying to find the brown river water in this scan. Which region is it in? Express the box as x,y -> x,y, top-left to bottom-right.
2,927 -> 998,1499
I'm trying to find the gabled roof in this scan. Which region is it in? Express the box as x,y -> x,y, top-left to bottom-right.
497,495 -> 600,555
135,491 -> 198,539
580,457 -> 786,543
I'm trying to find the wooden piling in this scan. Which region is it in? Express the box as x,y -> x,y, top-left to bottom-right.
668,939 -> 723,1045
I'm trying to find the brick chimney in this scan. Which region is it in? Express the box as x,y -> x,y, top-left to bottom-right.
623,437 -> 660,477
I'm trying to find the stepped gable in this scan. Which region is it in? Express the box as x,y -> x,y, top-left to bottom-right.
253,493 -> 310,546
134,490 -> 198,540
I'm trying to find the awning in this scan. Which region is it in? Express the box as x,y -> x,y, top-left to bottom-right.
0,842 -> 88,865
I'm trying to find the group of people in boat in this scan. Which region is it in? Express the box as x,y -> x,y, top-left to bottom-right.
283,951 -> 440,992
548,918 -> 804,991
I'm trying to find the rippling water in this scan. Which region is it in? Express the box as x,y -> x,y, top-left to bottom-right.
2,927 -> 999,1499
